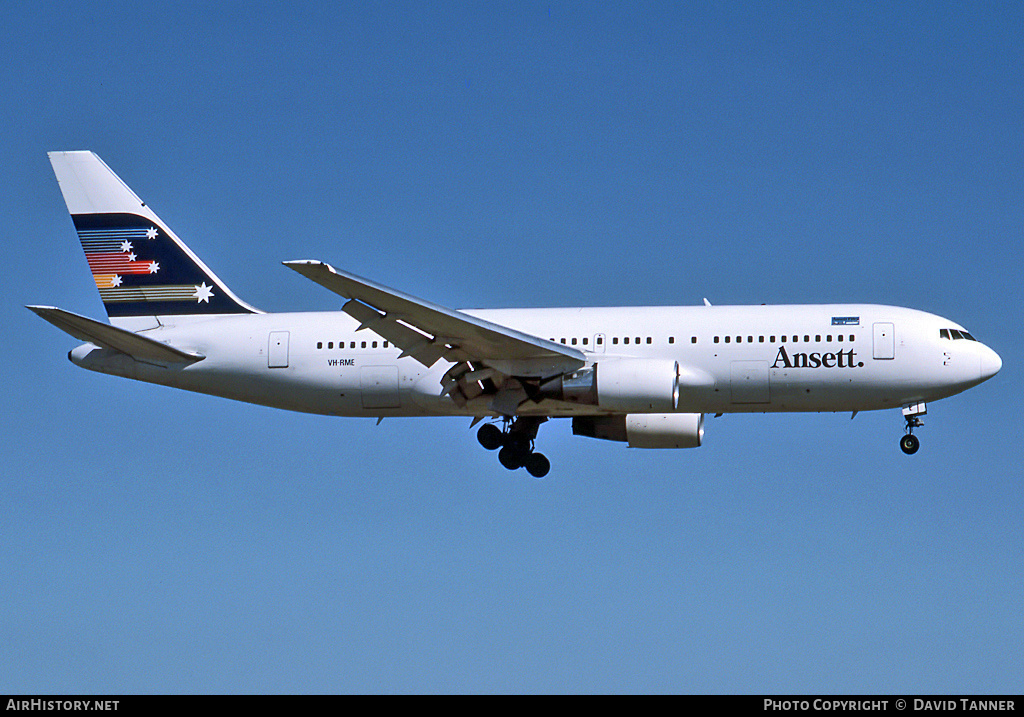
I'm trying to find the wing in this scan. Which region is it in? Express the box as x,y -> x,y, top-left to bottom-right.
283,260 -> 585,380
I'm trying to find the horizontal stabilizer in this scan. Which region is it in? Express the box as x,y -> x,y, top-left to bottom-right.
26,305 -> 204,364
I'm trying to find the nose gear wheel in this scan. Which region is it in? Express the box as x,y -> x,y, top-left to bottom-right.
900,404 -> 925,455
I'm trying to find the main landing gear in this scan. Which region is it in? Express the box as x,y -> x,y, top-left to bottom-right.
900,403 -> 926,455
477,417 -> 551,478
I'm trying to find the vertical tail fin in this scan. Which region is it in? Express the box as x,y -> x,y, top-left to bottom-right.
48,151 -> 259,322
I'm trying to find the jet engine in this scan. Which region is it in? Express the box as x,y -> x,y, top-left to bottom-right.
538,358 -> 680,412
572,413 -> 705,449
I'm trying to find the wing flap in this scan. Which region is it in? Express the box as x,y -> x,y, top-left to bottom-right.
284,260 -> 585,377
341,298 -> 448,367
27,305 -> 204,364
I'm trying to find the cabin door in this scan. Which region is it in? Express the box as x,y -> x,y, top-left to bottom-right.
268,331 -> 289,368
873,322 -> 895,360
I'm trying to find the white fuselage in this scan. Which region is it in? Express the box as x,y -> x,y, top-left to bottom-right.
71,303 -> 1001,419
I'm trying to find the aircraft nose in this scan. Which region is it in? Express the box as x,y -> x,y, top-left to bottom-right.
980,345 -> 1002,382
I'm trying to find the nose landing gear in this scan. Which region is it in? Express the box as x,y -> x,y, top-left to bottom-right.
477,417 -> 551,478
900,403 -> 926,455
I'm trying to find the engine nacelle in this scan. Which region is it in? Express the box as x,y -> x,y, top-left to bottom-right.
540,358 -> 680,412
573,413 -> 705,449
596,358 -> 679,413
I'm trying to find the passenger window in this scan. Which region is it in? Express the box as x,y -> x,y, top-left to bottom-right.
725,336 -> 731,343
361,341 -> 366,348
837,335 -> 843,342
849,335 -> 855,342
691,337 -> 697,344
815,335 -> 821,342
736,336 -> 742,343
372,341 -> 377,348
597,337 -> 603,345
571,338 -> 577,345
624,337 -> 630,344
384,341 -> 389,348
560,338 -> 566,344
350,341 -> 356,349
646,337 -> 652,344
317,342 -> 323,349
804,335 -> 810,342
583,337 -> 589,345
748,336 -> 753,343
826,335 -> 832,342
770,336 -> 776,343
714,336 -> 720,344
668,336 -> 675,344
612,337 -> 619,345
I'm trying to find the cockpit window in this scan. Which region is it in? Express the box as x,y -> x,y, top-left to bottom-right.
940,328 -> 978,341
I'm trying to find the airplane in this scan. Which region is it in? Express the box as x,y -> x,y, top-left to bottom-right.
30,151 -> 1002,478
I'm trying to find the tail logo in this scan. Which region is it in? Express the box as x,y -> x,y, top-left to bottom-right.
79,222 -> 211,304
71,214 -> 247,316
81,225 -> 161,288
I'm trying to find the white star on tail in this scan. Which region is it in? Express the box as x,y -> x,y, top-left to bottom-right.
192,282 -> 214,303
148,261 -> 159,273
146,227 -> 158,239
120,241 -> 133,252
110,275 -> 122,287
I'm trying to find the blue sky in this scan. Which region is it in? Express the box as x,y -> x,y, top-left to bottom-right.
2,1 -> 1021,693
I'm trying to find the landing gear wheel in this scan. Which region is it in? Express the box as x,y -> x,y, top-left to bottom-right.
485,417 -> 551,476
524,452 -> 550,479
477,423 -> 503,451
900,434 -> 920,455
498,445 -> 527,470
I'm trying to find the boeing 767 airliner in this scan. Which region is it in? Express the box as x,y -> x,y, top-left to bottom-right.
30,151 -> 1001,477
